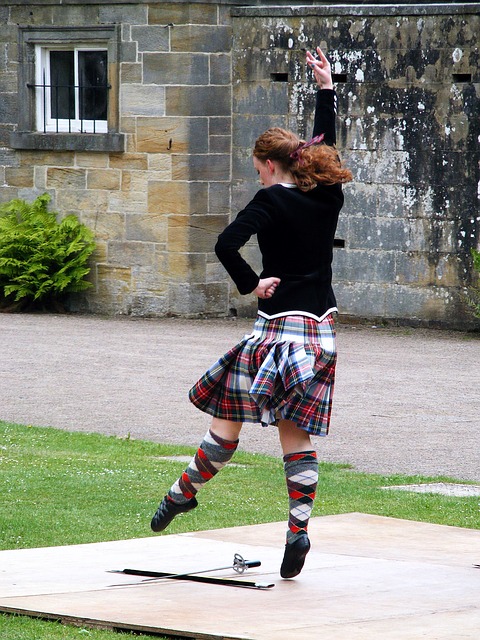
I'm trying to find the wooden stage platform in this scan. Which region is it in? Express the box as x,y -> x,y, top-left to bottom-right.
0,513 -> 479,639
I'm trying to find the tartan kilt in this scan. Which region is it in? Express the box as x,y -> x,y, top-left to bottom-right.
188,314 -> 337,436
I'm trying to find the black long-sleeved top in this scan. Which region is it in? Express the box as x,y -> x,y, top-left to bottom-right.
215,89 -> 344,321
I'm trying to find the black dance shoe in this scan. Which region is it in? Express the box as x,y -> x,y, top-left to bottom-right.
280,534 -> 311,578
150,495 -> 198,532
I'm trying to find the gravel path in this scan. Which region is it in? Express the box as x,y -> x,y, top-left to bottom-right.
1,313 -> 478,481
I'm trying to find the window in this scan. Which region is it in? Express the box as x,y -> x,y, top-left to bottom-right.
35,47 -> 109,133
11,25 -> 124,152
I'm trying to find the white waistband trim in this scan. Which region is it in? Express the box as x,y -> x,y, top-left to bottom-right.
257,307 -> 338,323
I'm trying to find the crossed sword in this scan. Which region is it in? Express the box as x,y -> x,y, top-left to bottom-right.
109,553 -> 274,590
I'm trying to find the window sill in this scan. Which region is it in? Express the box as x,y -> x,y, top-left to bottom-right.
10,132 -> 125,153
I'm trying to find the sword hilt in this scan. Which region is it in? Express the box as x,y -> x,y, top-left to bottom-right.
245,560 -> 261,568
233,553 -> 261,573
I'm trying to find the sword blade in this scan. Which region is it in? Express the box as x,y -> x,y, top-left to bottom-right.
110,569 -> 274,589
120,560 -> 260,581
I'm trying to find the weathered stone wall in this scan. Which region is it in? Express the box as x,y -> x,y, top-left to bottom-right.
0,2 -> 478,327
231,4 -> 480,327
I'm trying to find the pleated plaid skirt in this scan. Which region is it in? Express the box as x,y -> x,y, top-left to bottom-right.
188,313 -> 337,436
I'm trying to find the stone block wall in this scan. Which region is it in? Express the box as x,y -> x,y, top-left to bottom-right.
231,4 -> 480,327
0,1 -> 478,327
0,0 -> 233,317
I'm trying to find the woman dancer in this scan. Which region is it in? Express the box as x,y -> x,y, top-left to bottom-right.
151,47 -> 352,579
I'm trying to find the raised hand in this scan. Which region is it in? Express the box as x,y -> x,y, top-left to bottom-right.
306,47 -> 333,90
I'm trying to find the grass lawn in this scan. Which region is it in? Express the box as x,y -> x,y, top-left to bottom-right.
1,420 -> 479,638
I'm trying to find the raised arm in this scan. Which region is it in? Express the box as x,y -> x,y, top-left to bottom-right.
306,47 -> 337,145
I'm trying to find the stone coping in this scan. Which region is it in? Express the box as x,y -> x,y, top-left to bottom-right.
233,3 -> 480,17
5,0 -> 479,10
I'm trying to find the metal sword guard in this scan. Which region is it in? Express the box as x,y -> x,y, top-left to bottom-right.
233,553 -> 247,573
233,553 -> 261,573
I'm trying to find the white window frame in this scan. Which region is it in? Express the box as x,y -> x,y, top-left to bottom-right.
35,44 -> 108,134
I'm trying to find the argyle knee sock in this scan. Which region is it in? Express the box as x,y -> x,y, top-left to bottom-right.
284,450 -> 318,544
168,429 -> 239,505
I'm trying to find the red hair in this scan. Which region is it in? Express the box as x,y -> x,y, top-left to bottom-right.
253,127 -> 352,191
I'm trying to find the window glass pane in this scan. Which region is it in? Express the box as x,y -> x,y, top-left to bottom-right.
49,51 -> 75,119
78,50 -> 108,121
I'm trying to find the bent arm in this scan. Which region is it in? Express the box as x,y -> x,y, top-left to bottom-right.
215,193 -> 274,295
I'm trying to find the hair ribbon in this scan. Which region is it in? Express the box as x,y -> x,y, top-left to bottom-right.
289,133 -> 325,162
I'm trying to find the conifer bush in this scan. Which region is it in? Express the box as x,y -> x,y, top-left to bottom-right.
0,193 -> 95,311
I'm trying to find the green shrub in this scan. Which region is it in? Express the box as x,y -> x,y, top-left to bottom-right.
472,248 -> 480,273
466,247 -> 480,319
0,193 -> 95,311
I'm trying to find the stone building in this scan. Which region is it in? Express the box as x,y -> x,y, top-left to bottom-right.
0,1 -> 478,327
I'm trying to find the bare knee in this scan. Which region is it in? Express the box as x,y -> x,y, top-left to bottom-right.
278,419 -> 312,455
210,417 -> 242,442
